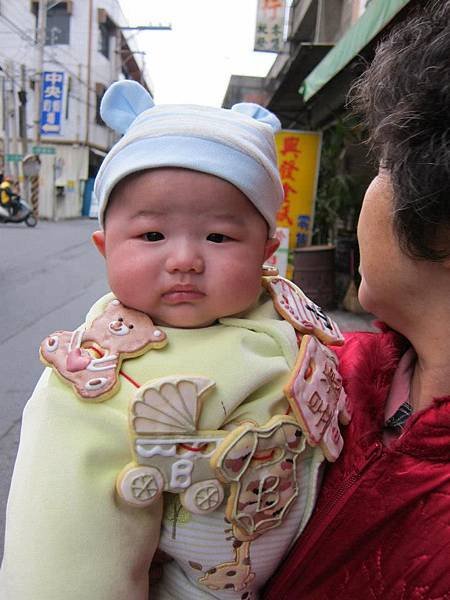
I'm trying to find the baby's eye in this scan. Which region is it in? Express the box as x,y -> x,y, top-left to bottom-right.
143,232 -> 164,242
207,233 -> 230,243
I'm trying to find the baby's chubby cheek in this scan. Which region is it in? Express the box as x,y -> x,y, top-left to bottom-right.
229,283 -> 264,315
105,270 -> 146,309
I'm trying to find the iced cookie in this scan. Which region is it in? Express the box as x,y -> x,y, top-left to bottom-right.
40,299 -> 167,401
261,264 -> 279,277
197,540 -> 255,592
211,415 -> 305,541
116,375 -> 227,513
284,334 -> 351,461
262,275 -> 344,346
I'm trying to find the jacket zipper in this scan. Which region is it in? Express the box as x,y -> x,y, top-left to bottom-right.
266,441 -> 383,598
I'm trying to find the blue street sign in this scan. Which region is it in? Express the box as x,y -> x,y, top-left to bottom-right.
40,71 -> 64,136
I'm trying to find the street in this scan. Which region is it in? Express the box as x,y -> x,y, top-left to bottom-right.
0,218 -> 375,561
0,217 -> 107,559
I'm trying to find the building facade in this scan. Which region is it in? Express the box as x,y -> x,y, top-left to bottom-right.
224,0 -> 413,128
0,0 -> 150,219
223,0 -> 418,305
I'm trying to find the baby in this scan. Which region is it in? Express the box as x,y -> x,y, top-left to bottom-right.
0,81 -> 349,600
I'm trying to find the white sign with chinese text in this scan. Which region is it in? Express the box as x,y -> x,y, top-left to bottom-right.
254,0 -> 286,53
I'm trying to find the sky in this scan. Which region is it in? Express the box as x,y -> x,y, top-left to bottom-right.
118,0 -> 277,106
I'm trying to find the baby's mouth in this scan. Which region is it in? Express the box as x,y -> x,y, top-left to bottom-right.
162,285 -> 205,303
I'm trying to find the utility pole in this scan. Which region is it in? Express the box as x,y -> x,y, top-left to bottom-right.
7,60 -> 20,183
34,0 -> 46,145
19,64 -> 30,202
117,23 -> 171,89
119,24 -> 172,30
31,0 -> 47,217
19,64 -> 29,157
1,68 -> 11,178
84,0 -> 93,146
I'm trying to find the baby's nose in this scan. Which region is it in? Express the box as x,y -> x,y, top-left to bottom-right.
165,245 -> 204,273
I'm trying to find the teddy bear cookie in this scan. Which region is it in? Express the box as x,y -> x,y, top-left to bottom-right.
40,299 -> 167,401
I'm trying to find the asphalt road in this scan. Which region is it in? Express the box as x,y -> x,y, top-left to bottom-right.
0,217 -> 107,560
0,217 -> 375,562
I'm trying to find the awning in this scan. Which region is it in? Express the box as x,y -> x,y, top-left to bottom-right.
267,43 -> 332,116
300,0 -> 411,102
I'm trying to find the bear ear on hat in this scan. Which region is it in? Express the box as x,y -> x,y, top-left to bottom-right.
231,102 -> 281,133
100,80 -> 155,135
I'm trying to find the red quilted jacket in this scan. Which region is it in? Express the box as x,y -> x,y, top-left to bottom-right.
263,329 -> 450,600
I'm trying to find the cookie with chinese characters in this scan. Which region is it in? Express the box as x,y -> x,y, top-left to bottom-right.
284,334 -> 351,461
262,276 -> 344,346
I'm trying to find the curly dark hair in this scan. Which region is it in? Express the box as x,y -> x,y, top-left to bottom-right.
350,0 -> 450,260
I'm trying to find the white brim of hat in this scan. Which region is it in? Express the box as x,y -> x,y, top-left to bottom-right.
94,135 -> 281,235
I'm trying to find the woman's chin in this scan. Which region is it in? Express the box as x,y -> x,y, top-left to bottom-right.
357,282 -> 373,314
357,285 -> 383,321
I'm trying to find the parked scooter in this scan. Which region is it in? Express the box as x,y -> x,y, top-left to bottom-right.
0,199 -> 37,227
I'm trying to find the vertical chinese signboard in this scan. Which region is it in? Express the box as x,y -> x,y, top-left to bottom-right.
254,0 -> 286,53
275,130 -> 322,250
40,71 -> 64,136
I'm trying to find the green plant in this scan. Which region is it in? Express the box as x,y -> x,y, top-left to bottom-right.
313,117 -> 369,245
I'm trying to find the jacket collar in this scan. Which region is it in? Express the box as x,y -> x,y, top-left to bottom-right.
335,329 -> 450,461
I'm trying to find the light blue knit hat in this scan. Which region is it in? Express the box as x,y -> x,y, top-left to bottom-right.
93,80 -> 284,234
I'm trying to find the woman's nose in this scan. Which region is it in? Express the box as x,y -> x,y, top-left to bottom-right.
165,244 -> 204,273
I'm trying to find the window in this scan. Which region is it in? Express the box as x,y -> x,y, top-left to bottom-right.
46,3 -> 71,45
95,83 -> 106,126
99,23 -> 110,58
97,9 -> 116,60
32,1 -> 72,45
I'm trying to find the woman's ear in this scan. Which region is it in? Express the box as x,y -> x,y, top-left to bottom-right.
263,237 -> 280,262
92,230 -> 106,258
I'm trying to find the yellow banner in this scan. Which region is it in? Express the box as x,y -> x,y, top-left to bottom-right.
275,130 -> 322,249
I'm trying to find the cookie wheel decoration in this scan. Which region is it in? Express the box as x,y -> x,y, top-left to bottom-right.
116,465 -> 164,508
180,479 -> 225,515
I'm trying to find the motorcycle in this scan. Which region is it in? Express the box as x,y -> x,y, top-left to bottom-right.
0,198 -> 37,227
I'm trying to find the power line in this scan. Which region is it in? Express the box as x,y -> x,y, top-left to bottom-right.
0,12 -> 134,98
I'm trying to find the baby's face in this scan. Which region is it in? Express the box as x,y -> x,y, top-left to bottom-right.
93,168 -> 278,328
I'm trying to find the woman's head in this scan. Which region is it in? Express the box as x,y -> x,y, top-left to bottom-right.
352,0 -> 450,262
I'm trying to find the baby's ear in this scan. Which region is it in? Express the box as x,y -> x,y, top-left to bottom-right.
92,230 -> 106,258
100,80 -> 155,134
264,237 -> 280,262
231,102 -> 281,133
